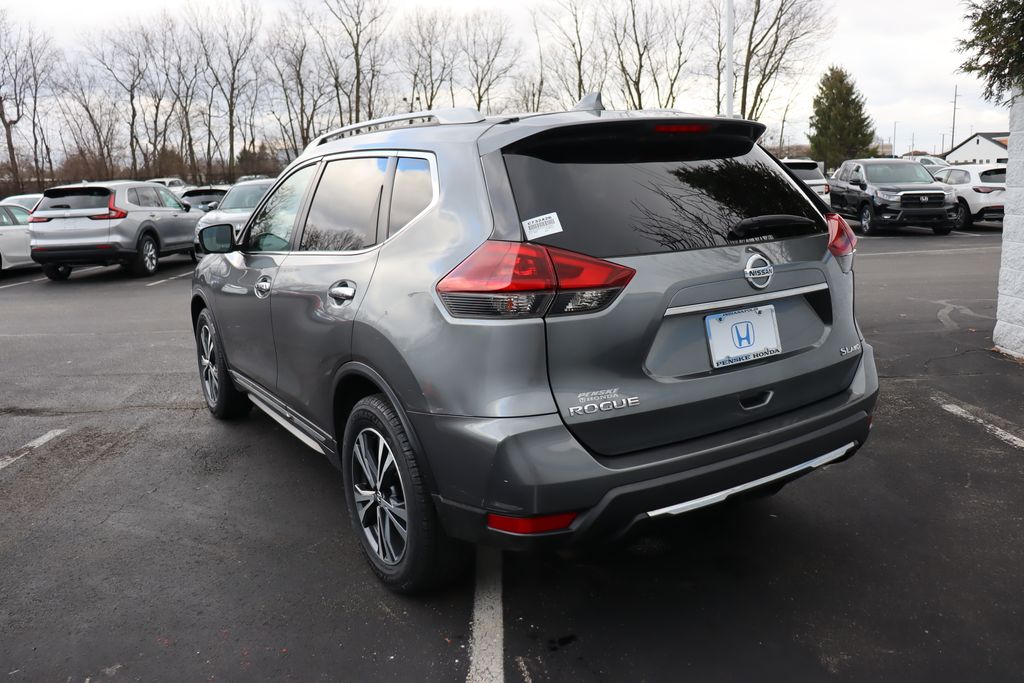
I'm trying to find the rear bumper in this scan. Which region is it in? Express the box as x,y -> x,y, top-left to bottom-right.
416,344 -> 879,550
974,205 -> 1004,221
31,245 -> 133,266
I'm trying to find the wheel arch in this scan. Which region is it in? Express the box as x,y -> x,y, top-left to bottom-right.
331,362 -> 435,489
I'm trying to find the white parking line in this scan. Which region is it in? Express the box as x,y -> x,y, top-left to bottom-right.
0,280 -> 31,290
935,399 -> 1024,450
0,429 -> 67,472
858,246 -> 1001,258
952,231 -> 981,237
467,546 -> 504,683
145,278 -> 170,287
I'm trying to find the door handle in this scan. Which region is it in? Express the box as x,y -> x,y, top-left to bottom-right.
328,284 -> 356,302
254,276 -> 272,298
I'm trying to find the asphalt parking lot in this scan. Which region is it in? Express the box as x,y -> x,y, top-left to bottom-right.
1,224 -> 1021,681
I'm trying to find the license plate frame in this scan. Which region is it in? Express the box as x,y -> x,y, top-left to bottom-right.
705,305 -> 782,369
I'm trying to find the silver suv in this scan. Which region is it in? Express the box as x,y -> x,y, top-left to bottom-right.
192,99 -> 879,592
30,181 -> 200,279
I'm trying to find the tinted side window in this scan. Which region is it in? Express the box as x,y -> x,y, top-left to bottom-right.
980,168 -> 1006,183
137,187 -> 163,207
128,188 -> 141,205
837,164 -> 850,181
389,157 -> 433,236
0,209 -> 12,225
300,157 -> 386,252
248,164 -> 318,252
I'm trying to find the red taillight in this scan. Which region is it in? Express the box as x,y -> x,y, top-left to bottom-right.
28,215 -> 50,223
826,213 -> 857,271
972,186 -> 999,194
486,512 -> 577,534
90,194 -> 128,220
823,184 -> 830,194
654,123 -> 711,134
437,240 -> 635,318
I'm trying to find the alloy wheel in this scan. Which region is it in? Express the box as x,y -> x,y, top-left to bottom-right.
860,206 -> 871,233
351,427 -> 408,566
198,323 -> 219,405
143,240 -> 157,272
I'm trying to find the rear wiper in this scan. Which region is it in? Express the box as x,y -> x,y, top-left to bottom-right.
50,204 -> 71,209
728,214 -> 816,240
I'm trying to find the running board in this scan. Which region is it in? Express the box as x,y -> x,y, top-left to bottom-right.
646,441 -> 856,517
248,394 -> 326,455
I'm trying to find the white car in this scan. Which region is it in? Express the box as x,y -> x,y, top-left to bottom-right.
780,158 -> 830,198
904,155 -> 949,175
147,177 -> 193,197
932,164 -> 1006,229
0,202 -> 34,271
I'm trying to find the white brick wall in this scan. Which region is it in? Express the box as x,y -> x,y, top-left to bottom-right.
994,88 -> 1024,358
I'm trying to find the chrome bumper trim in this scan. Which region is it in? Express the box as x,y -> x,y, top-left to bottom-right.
664,282 -> 829,317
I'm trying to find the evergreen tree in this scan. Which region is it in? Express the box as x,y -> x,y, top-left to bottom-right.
807,67 -> 876,171
958,0 -> 1024,104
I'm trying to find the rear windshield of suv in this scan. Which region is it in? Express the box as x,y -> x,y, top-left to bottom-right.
503,131 -> 824,257
786,164 -> 824,181
220,182 -> 273,211
980,168 -> 1006,183
37,188 -> 110,211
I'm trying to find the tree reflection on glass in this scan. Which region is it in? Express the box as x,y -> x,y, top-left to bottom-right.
630,158 -> 819,252
248,165 -> 316,251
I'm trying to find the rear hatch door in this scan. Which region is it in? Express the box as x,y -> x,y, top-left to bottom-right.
502,120 -> 861,456
31,187 -> 112,246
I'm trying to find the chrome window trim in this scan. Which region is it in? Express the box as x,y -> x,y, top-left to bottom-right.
289,149 -> 439,256
663,282 -> 829,317
647,441 -> 857,517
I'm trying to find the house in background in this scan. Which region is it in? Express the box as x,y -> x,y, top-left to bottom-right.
943,132 -> 1010,164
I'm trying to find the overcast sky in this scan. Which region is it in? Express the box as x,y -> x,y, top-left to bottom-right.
4,0 -> 1008,155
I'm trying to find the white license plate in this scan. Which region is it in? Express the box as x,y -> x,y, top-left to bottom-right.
705,305 -> 782,369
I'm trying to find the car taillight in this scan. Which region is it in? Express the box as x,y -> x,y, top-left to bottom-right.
972,186 -> 1000,194
28,215 -> 50,223
823,184 -> 830,194
90,194 -> 128,220
436,240 -> 635,319
826,213 -> 856,273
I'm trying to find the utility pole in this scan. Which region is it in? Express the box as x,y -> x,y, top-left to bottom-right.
725,0 -> 734,117
941,132 -> 946,154
892,121 -> 898,158
951,85 -> 960,149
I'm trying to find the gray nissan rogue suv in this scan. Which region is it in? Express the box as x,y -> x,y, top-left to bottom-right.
191,99 -> 878,592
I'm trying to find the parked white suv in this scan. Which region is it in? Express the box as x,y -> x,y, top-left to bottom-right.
932,164 -> 1006,229
780,159 -> 829,199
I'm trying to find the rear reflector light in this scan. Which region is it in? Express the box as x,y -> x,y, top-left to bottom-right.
826,213 -> 856,272
90,194 -> 128,220
437,241 -> 635,318
28,215 -> 50,223
486,512 -> 577,534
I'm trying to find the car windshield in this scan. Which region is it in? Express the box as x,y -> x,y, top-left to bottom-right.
184,191 -> 226,204
864,163 -> 934,184
219,183 -> 273,211
787,164 -> 824,181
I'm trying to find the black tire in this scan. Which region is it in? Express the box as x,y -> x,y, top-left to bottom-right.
131,234 -> 159,277
194,308 -> 251,419
42,264 -> 72,281
858,203 -> 878,235
189,248 -> 200,264
953,200 -> 972,231
342,394 -> 470,593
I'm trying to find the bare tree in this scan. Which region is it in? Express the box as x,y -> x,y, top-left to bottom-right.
510,12 -> 548,113
323,0 -> 390,123
649,3 -> 698,108
398,9 -> 457,111
88,23 -> 151,176
189,0 -> 262,181
0,11 -> 34,190
164,17 -> 206,180
539,0 -> 607,108
458,10 -> 519,113
709,0 -> 832,120
56,65 -> 120,180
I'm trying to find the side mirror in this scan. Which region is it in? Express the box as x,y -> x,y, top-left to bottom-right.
181,199 -> 192,212
198,224 -> 234,254
206,201 -> 218,211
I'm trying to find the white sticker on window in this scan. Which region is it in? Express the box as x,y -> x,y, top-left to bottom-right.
522,212 -> 563,240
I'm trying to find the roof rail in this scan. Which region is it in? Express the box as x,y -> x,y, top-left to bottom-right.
306,107 -> 485,152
